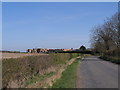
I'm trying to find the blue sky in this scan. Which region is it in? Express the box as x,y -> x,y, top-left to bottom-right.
2,2 -> 118,52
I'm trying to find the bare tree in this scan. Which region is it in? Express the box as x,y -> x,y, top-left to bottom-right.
91,13 -> 120,57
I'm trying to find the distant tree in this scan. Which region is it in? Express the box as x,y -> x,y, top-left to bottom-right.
79,45 -> 86,51
90,13 -> 120,57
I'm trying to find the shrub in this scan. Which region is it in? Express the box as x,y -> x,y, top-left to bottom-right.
100,56 -> 120,64
2,53 -> 79,88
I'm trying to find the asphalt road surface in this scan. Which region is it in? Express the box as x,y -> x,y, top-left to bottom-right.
76,56 -> 118,88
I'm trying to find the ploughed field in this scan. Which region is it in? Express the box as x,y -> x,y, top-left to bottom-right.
1,52 -> 48,59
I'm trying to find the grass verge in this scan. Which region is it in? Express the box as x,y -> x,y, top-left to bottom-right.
51,58 -> 81,88
25,72 -> 55,86
99,56 -> 120,64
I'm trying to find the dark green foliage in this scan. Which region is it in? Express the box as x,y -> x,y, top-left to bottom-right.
79,45 -> 86,51
100,56 -> 120,64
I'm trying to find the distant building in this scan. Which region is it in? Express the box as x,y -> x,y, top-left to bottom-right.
27,48 -> 74,53
39,48 -> 48,53
63,49 -> 71,51
27,49 -> 32,53
32,48 -> 38,53
27,48 -> 48,53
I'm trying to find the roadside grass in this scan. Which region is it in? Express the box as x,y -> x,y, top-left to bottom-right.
25,72 -> 55,86
51,58 -> 81,88
100,56 -> 120,64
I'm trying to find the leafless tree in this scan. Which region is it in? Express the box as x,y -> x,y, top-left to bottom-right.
91,13 -> 120,57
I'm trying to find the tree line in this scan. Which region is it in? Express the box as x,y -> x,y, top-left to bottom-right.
91,13 -> 120,57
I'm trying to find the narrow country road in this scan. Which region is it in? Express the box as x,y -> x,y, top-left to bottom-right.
76,56 -> 118,88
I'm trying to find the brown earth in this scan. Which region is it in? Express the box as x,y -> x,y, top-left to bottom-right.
1,52 -> 48,59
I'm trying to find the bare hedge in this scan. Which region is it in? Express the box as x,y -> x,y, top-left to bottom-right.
2,53 -> 79,88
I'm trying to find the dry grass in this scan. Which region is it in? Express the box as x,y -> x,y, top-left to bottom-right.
26,56 -> 80,88
1,52 -> 48,59
2,53 -> 79,88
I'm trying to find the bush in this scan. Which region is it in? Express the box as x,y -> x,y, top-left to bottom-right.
2,53 -> 79,88
100,56 -> 120,64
